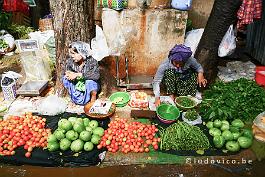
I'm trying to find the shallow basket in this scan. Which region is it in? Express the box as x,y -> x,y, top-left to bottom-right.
84,102 -> 116,119
175,96 -> 197,110
156,104 -> 180,124
109,92 -> 131,107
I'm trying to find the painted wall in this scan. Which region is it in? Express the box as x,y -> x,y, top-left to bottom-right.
102,8 -> 187,76
189,0 -> 214,28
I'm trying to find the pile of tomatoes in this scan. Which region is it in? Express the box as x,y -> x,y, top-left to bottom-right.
0,113 -> 50,157
97,118 -> 160,153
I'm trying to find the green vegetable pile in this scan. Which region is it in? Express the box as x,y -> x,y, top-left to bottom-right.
0,39 -> 8,49
159,121 -> 210,151
199,78 -> 265,121
185,109 -> 199,121
176,97 -> 195,108
206,119 -> 253,152
47,117 -> 104,153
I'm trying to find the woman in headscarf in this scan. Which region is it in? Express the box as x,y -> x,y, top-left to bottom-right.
62,41 -> 100,105
153,44 -> 207,106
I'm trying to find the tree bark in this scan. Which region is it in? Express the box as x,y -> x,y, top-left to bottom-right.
194,0 -> 242,84
50,0 -> 95,96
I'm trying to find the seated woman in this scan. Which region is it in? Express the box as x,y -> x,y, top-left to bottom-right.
153,44 -> 207,106
62,41 -> 100,105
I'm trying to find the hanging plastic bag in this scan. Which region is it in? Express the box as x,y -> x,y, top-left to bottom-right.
171,0 -> 193,11
218,25 -> 236,57
91,25 -> 109,61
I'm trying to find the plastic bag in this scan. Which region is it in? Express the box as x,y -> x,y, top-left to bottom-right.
184,28 -> 204,56
91,25 -> 109,61
171,0 -> 193,10
37,95 -> 67,116
20,50 -> 52,81
218,25 -> 236,57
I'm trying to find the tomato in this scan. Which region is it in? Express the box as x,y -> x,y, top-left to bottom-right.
25,152 -> 31,158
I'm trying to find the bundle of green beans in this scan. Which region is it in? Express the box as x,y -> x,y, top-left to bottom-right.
159,121 -> 210,151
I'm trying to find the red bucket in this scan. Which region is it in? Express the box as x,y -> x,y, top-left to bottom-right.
255,66 -> 265,86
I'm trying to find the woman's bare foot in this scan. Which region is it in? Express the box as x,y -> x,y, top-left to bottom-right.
90,90 -> 97,103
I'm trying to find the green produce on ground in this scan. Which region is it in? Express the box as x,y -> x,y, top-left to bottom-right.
209,128 -> 221,137
226,141 -> 240,152
48,142 -> 60,152
48,117 -> 105,153
84,142 -> 94,151
231,119 -> 244,128
206,121 -> 213,129
213,119 -> 222,128
222,130 -> 234,141
79,131 -> 92,141
91,134 -> 101,145
93,127 -> 105,137
71,139 -> 84,152
65,130 -> 79,141
54,129 -> 65,140
242,129 -> 253,140
60,138 -> 71,151
206,119 -> 253,151
47,134 -> 57,143
213,135 -> 225,148
238,136 -> 252,148
159,121 -> 210,151
199,78 -> 265,121
73,122 -> 85,133
89,120 -> 99,129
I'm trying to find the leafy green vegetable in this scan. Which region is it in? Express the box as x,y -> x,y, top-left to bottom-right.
176,97 -> 195,107
199,78 -> 265,122
0,39 -> 8,49
185,109 -> 199,121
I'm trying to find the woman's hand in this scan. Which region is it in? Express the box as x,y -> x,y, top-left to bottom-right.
65,71 -> 81,80
198,72 -> 207,87
155,97 -> 161,107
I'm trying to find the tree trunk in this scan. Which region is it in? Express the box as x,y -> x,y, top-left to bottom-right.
0,0 -> 3,10
194,0 -> 242,84
49,0 -> 95,96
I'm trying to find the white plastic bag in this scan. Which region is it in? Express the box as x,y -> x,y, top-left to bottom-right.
184,28 -> 204,56
91,25 -> 109,61
218,25 -> 236,57
37,95 -> 67,115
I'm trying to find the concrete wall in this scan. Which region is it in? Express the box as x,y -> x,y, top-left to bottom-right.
189,0 -> 214,28
102,8 -> 187,76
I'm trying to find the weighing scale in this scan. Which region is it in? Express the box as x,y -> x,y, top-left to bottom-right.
16,80 -> 48,96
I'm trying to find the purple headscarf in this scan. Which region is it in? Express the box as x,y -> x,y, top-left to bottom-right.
168,44 -> 192,62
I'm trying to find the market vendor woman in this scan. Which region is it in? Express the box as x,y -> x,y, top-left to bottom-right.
62,41 -> 100,105
153,44 -> 207,106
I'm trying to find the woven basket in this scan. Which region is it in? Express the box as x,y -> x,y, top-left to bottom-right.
39,18 -> 53,32
84,102 -> 116,119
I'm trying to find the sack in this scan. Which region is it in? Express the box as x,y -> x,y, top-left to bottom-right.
218,25 -> 236,57
97,0 -> 128,10
171,0 -> 193,10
